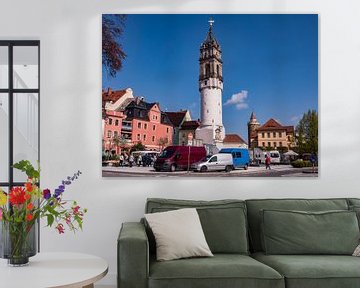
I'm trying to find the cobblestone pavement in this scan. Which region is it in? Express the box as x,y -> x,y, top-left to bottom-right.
102,165 -> 318,177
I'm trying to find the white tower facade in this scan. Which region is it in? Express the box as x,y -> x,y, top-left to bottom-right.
195,18 -> 225,146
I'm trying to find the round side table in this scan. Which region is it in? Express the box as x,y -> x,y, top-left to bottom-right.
0,252 -> 108,288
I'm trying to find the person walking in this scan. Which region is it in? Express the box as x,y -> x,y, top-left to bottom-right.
265,154 -> 271,170
129,154 -> 134,168
119,154 -> 124,167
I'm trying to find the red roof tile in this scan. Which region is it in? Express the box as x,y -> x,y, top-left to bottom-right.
102,88 -> 127,108
223,134 -> 246,144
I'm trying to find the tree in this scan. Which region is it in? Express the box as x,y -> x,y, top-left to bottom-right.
130,142 -> 146,153
295,110 -> 318,155
113,134 -> 128,154
102,14 -> 127,77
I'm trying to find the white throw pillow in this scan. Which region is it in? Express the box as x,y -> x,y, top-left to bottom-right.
145,208 -> 213,261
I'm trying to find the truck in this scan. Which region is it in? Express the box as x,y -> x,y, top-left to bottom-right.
219,148 -> 250,170
153,146 -> 207,172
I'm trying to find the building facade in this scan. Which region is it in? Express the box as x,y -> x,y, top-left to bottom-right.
102,88 -> 174,152
195,18 -> 225,146
247,113 -> 295,150
166,110 -> 191,145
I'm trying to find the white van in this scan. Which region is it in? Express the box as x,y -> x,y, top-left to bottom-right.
192,153 -> 234,172
265,150 -> 281,164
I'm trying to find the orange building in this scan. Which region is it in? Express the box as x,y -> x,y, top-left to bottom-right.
102,110 -> 126,154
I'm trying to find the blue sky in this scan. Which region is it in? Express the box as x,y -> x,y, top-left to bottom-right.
102,14 -> 318,141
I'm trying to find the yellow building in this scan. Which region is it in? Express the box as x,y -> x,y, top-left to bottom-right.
248,114 -> 295,150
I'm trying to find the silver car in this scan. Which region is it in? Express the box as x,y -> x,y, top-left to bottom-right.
192,153 -> 234,172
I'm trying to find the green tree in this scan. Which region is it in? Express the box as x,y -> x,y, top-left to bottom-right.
296,110 -> 318,155
102,15 -> 127,77
130,142 -> 146,153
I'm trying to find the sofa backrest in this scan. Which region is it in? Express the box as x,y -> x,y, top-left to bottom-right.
245,198 -> 349,252
145,198 -> 249,254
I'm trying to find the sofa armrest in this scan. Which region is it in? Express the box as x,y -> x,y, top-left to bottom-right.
118,222 -> 149,288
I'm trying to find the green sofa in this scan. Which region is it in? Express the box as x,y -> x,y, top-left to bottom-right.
118,198 -> 360,288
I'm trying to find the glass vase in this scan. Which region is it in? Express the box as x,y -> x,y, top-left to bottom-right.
0,220 -> 37,266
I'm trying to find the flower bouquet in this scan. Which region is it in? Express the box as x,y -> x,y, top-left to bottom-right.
0,160 -> 87,266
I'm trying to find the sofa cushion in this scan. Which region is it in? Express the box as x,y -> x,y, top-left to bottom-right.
145,208 -> 213,261
261,209 -> 359,255
149,254 -> 284,288
246,198 -> 349,252
146,198 -> 249,254
252,252 -> 360,288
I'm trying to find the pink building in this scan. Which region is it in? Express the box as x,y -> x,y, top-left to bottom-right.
125,99 -> 173,151
102,110 -> 125,154
102,88 -> 173,153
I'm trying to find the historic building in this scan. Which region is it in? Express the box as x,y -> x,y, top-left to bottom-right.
102,88 -> 173,152
223,134 -> 248,149
179,120 -> 201,146
166,110 -> 191,145
195,18 -> 225,146
247,112 -> 295,150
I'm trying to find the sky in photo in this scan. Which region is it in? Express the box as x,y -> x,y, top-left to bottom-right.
102,14 -> 318,142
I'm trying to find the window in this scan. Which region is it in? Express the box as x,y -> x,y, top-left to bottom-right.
166,127 -> 169,133
107,130 -> 112,138
108,118 -> 113,125
144,123 -> 147,129
261,133 -> 265,138
273,132 -> 276,138
143,134 -> 146,141
209,156 -> 217,163
262,142 -> 265,147
267,142 -> 271,147
137,122 -> 141,129
0,41 -> 40,187
115,119 -> 119,126
274,142 -> 277,147
137,134 -> 140,141
267,132 -> 271,138
152,136 -> 155,142
279,142 -> 283,147
153,125 -> 156,131
235,152 -> 242,158
114,131 -> 118,137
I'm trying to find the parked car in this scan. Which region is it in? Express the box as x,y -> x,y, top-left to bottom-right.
219,148 -> 250,170
265,150 -> 281,164
154,146 -> 207,172
192,153 -> 234,172
249,148 -> 266,165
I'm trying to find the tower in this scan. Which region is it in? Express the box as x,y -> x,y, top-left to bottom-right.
195,17 -> 225,146
247,111 -> 260,148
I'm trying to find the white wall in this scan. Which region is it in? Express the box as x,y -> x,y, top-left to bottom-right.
1,0 -> 360,286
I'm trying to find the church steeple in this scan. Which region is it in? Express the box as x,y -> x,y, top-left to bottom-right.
195,17 -> 225,145
199,18 -> 223,90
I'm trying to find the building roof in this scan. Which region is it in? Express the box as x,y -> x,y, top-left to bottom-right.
223,134 -> 246,144
180,120 -> 200,130
166,111 -> 188,127
250,111 -> 257,121
102,88 -> 127,107
257,118 -> 294,134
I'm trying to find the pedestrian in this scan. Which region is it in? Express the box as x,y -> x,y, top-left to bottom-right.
129,154 -> 134,168
310,153 -> 317,173
265,154 -> 271,170
119,154 -> 124,167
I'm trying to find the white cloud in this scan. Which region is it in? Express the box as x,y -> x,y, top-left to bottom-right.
224,90 -> 249,110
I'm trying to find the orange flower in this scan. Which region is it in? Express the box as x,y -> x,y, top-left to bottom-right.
25,182 -> 33,192
24,193 -> 31,200
26,214 -> 33,221
26,203 -> 34,210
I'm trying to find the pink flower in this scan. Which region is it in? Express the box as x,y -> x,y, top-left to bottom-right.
56,223 -> 65,234
0,208 -> 3,220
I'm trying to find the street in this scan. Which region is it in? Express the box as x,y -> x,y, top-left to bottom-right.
102,165 -> 318,177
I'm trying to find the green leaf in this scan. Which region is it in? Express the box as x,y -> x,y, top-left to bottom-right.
47,214 -> 54,227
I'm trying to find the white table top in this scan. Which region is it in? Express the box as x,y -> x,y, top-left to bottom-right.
0,252 -> 108,288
